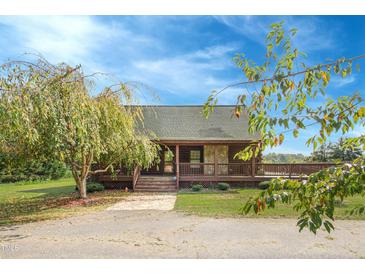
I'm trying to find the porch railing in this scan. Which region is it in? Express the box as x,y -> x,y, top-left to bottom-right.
256,163 -> 337,177
217,163 -> 252,176
179,163 -> 215,176
179,162 -> 338,177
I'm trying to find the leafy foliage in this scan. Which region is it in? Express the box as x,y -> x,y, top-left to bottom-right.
243,159 -> 365,233
0,56 -> 159,198
204,21 -> 365,233
258,181 -> 271,190
217,182 -> 230,191
191,184 -> 204,192
0,152 -> 67,183
87,183 -> 105,193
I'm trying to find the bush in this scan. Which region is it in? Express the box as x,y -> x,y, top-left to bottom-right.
191,184 -> 204,192
0,153 -> 68,183
87,183 -> 105,193
258,181 -> 271,189
217,182 -> 230,191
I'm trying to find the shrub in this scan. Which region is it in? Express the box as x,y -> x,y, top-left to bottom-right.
0,153 -> 68,183
191,184 -> 204,192
217,182 -> 230,191
258,181 -> 271,189
87,183 -> 105,193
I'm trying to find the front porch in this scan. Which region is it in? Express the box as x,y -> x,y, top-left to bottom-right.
95,143 -> 338,191
133,143 -> 337,190
137,143 -> 257,187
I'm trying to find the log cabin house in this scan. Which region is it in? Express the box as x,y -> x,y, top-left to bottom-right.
94,105 -> 335,192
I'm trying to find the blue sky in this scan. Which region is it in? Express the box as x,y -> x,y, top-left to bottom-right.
0,16 -> 364,155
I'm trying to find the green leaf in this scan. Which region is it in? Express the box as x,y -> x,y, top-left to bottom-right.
293,128 -> 299,138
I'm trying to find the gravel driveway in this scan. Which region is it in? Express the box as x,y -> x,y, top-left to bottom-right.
107,193 -> 176,210
0,196 -> 364,258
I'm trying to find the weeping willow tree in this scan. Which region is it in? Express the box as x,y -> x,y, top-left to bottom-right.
0,57 -> 159,198
204,21 -> 365,233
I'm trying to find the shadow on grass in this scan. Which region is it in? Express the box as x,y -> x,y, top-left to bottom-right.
0,194 -> 79,226
0,190 -> 130,226
18,186 -> 75,196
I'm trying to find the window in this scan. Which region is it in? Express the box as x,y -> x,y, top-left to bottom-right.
190,150 -> 201,168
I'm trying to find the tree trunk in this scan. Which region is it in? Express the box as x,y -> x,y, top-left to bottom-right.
79,177 -> 87,199
71,166 -> 88,199
71,152 -> 93,199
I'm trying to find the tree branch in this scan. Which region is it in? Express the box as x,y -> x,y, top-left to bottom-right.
212,53 -> 365,99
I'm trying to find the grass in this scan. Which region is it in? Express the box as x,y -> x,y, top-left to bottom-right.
2,178 -> 364,226
175,189 -> 365,220
0,177 -> 129,226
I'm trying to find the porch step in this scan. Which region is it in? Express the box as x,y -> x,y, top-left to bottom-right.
135,176 -> 177,192
135,184 -> 176,187
138,176 -> 176,182
136,181 -> 176,187
134,186 -> 176,192
134,187 -> 176,192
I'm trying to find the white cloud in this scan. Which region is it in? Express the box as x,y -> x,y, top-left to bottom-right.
0,16 -> 242,101
129,44 -> 239,98
0,17 -> 108,66
331,75 -> 356,87
214,16 -> 338,53
0,16 -> 158,75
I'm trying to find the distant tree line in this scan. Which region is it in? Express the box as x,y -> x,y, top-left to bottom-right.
263,152 -> 306,163
264,137 -> 363,163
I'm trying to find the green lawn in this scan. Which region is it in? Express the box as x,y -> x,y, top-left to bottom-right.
0,177 -> 129,226
0,177 -> 76,201
175,189 -> 365,220
2,179 -> 364,226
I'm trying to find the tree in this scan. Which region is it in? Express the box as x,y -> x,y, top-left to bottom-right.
204,21 -> 365,233
0,57 -> 160,198
310,143 -> 330,162
328,137 -> 363,161
307,138 -> 363,162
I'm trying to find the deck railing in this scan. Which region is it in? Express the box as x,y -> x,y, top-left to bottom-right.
256,163 -> 337,177
179,163 -> 215,176
179,162 -> 338,177
217,163 -> 252,176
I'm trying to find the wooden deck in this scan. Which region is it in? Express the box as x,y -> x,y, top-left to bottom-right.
95,162 -> 339,190
179,162 -> 337,178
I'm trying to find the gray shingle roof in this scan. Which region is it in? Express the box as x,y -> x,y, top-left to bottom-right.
140,105 -> 260,141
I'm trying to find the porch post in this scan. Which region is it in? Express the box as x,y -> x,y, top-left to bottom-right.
251,145 -> 256,177
176,144 -> 180,189
214,144 -> 218,181
132,166 -> 140,190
